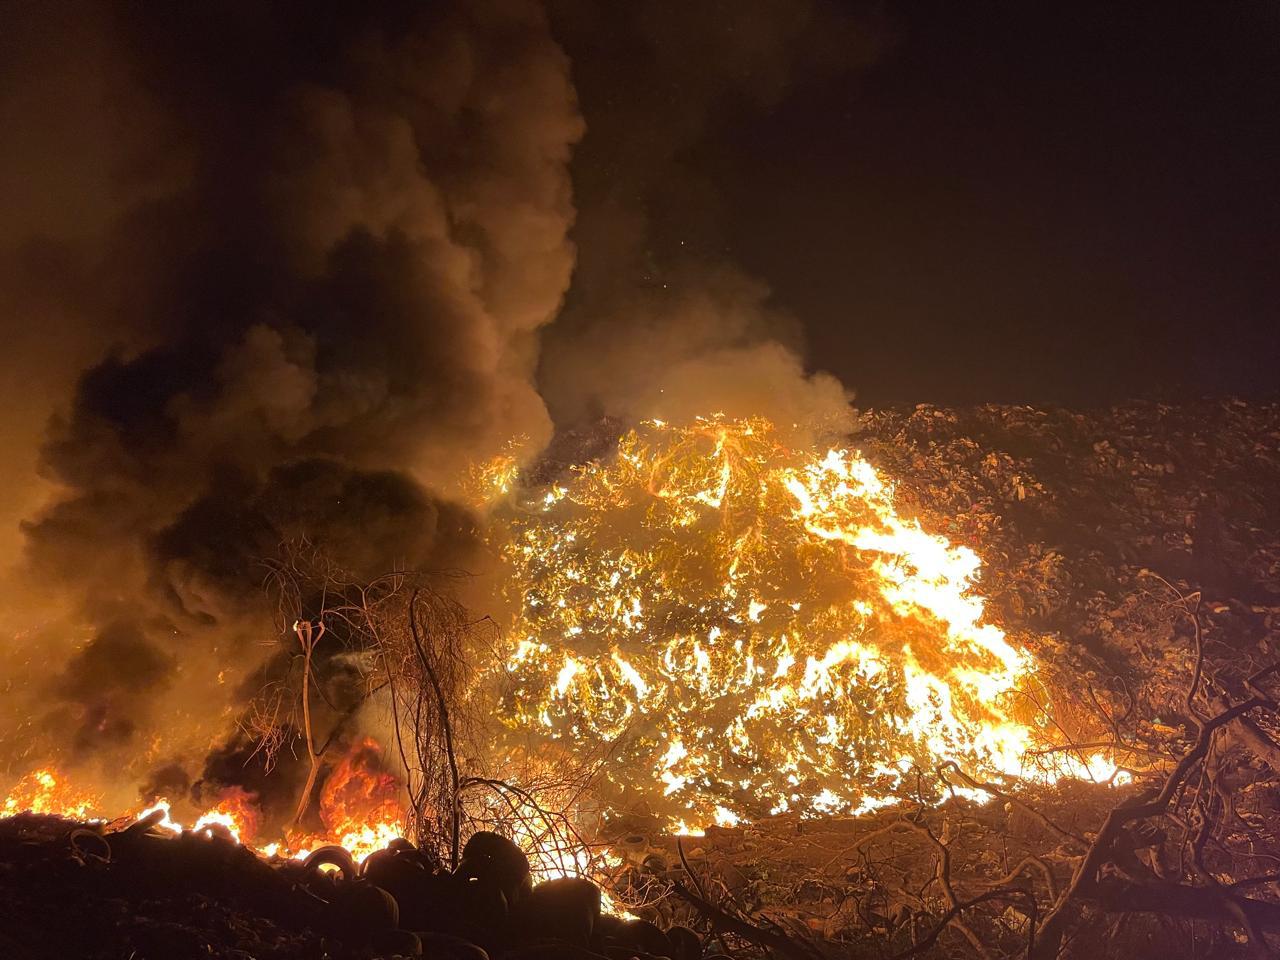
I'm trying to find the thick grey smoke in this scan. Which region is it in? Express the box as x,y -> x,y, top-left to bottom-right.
0,0 -> 581,798
539,0 -> 884,438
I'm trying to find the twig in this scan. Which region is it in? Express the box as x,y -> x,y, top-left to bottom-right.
678,838 -> 737,957
936,762 -> 1086,846
889,888 -> 1037,960
1140,571 -> 1207,725
986,856 -> 1058,903
1033,663 -> 1280,958
1023,741 -> 1166,759
902,818 -> 992,960
670,880 -> 821,960
1184,591 -> 1207,725
409,589 -> 461,868
291,619 -> 326,825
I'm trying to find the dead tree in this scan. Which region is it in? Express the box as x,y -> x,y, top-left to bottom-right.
291,618 -> 326,825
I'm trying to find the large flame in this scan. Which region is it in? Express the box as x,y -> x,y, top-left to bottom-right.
3,416 -> 1119,873
310,737 -> 406,862
488,416 -> 1116,827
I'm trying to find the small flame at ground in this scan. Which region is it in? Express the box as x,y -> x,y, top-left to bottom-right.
2,741 -> 408,866
137,799 -> 183,834
192,786 -> 260,843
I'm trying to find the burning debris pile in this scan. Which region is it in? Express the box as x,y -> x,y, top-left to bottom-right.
2,740 -> 410,865
485,416 -> 1116,829
4,0 -> 1273,954
474,399 -> 1280,957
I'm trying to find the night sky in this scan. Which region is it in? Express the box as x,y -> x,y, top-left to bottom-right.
554,1 -> 1280,407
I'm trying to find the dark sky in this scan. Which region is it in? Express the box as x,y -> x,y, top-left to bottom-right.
633,1 -> 1280,406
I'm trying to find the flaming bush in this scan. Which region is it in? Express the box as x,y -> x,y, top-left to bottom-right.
487,416 -> 1113,828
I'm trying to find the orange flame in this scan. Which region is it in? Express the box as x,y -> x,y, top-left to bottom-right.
192,786 -> 260,843
2,416 -> 1127,881
309,737 -> 406,862
486,416 -> 1122,829
1,768 -> 99,820
2,741 -> 407,865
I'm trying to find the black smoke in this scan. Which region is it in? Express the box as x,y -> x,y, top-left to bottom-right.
0,0 -> 880,805
0,0 -> 581,794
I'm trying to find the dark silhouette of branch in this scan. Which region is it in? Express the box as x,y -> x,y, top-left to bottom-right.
936,762 -> 1085,846
291,619 -> 326,826
409,588 -> 461,868
1033,662 -> 1280,958
670,880 -> 821,960
889,888 -> 1037,960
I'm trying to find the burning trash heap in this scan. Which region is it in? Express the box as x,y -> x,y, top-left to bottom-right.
5,402 -> 1280,959
486,416 -> 1117,831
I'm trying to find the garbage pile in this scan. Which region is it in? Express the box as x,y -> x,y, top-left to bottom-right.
0,812 -> 705,960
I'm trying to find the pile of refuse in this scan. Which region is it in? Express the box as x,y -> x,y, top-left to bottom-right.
0,811 -> 705,960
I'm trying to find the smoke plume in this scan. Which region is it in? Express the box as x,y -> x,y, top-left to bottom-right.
0,0 -> 581,797
539,0 -> 882,437
0,0 -> 880,809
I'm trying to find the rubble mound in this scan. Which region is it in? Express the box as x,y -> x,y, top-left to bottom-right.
0,814 -> 708,960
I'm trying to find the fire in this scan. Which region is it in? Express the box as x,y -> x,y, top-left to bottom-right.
487,416 -> 1118,828
2,416 -> 1124,878
473,789 -> 630,916
309,737 -> 406,863
2,741 -> 406,865
1,768 -> 99,821
192,786 -> 260,843
253,739 -> 407,863
137,799 -> 182,834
